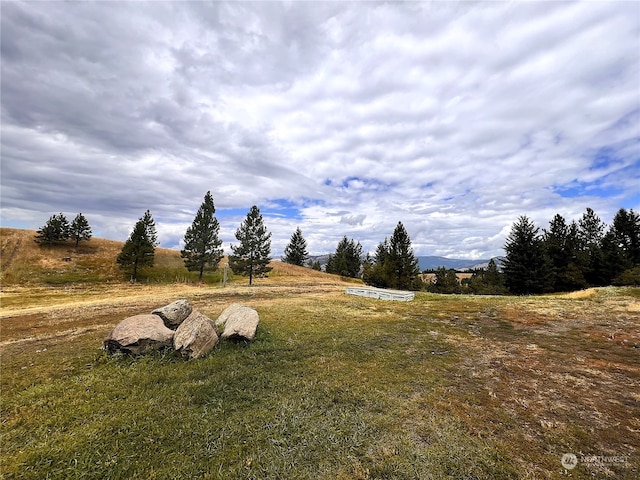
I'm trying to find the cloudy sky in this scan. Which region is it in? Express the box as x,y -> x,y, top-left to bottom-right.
1,1 -> 638,259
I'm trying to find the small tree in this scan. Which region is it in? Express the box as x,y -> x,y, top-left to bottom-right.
387,222 -> 421,290
363,239 -> 392,287
543,214 -> 586,292
181,191 -> 223,281
427,267 -> 461,294
503,215 -> 553,294
282,227 -> 309,266
116,210 -> 158,281
578,207 -> 606,286
363,223 -> 420,290
467,259 -> 507,295
611,208 -> 640,266
308,259 -> 322,271
69,213 -> 92,247
326,236 -> 362,278
35,213 -> 70,246
229,205 -> 272,285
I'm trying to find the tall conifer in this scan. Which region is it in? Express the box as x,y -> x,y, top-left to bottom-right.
282,227 -> 309,266
503,216 -> 552,294
116,210 -> 158,281
229,206 -> 272,285
181,191 -> 223,281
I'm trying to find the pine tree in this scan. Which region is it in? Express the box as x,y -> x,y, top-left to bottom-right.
362,239 -> 391,287
601,208 -> 640,285
35,213 -> 70,246
69,213 -> 92,247
325,236 -> 362,278
578,207 -> 606,285
503,216 -> 553,294
611,208 -> 640,265
427,267 -> 461,294
116,210 -> 158,281
282,227 -> 309,266
467,259 -> 507,295
181,191 -> 223,281
229,205 -> 272,285
388,221 -> 421,290
363,223 -> 420,290
543,214 -> 586,291
578,207 -> 605,247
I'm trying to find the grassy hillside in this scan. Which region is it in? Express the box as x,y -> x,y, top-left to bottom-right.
1,228 -> 185,285
0,228 -> 340,288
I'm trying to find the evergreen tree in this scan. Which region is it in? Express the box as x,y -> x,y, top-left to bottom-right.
503,216 -> 553,294
363,223 -> 420,290
427,267 -> 461,294
326,236 -> 362,278
35,213 -> 70,246
116,210 -> 158,281
599,230 -> 627,285
543,214 -> 587,291
601,208 -> 640,285
69,213 -> 92,247
181,191 -> 223,281
484,259 -> 504,288
363,239 -> 392,287
467,259 -> 507,295
610,208 -> 640,266
578,207 -> 606,285
388,221 -> 421,290
229,205 -> 272,285
282,227 -> 309,266
578,207 -> 605,247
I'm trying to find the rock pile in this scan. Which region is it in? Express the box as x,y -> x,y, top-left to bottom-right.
104,300 -> 259,359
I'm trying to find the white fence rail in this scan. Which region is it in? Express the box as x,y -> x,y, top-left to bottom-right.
344,286 -> 415,301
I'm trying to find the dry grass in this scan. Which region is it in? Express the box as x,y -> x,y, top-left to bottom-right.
1,228 -> 639,478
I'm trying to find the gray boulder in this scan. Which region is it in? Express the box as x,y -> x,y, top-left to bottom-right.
152,299 -> 192,329
174,310 -> 219,359
104,314 -> 174,355
216,303 -> 259,341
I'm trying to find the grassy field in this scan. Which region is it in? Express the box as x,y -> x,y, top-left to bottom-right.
1,229 -> 639,479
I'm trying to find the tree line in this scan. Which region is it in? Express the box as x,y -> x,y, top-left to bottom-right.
34,196 -> 639,292
116,192 -> 273,284
299,207 -> 639,294
502,207 -> 639,294
35,213 -> 92,247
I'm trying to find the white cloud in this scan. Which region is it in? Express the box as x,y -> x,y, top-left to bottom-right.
1,1 -> 638,259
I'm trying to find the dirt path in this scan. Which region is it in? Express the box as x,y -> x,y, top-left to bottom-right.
0,235 -> 22,271
0,282 -> 347,348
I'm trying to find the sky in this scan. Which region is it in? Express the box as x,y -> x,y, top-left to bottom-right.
1,1 -> 639,259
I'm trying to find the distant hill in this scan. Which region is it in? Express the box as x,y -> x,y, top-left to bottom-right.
0,228 -> 346,286
465,257 -> 506,271
308,253 -> 503,272
417,256 -> 485,271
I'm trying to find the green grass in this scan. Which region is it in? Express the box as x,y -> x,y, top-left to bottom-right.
2,288 -> 638,479
2,294 -> 521,480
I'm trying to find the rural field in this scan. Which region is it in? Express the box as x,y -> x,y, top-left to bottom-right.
1,228 -> 639,479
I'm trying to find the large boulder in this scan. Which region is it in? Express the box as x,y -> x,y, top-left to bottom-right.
174,310 -> 219,359
104,314 -> 174,355
216,303 -> 259,341
152,299 -> 192,329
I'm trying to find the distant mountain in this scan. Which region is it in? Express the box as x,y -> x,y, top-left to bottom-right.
417,256 -> 490,271
465,256 -> 506,271
308,253 -> 504,272
308,254 -> 331,266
